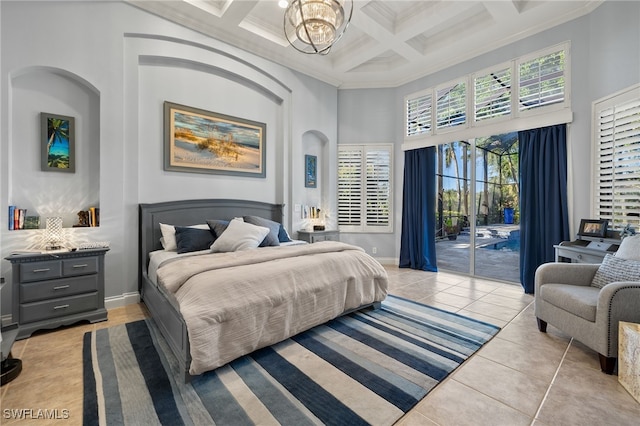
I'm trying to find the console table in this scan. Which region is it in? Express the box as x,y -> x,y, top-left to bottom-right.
5,248 -> 108,339
554,236 -> 620,263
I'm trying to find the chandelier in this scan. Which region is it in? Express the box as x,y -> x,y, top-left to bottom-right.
283,0 -> 353,55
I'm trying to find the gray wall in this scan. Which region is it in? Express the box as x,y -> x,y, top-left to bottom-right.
1,1 -> 638,319
338,0 -> 640,261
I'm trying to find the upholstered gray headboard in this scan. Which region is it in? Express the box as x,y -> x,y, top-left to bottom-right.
138,199 -> 284,289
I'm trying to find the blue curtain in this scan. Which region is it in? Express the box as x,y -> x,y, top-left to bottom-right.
519,124 -> 570,294
399,147 -> 438,271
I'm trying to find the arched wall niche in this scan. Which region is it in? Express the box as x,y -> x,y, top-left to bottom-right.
8,66 -> 100,228
297,129 -> 334,233
133,54 -> 286,204
125,33 -> 294,227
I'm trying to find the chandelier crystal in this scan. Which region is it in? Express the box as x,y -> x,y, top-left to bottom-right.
284,0 -> 353,55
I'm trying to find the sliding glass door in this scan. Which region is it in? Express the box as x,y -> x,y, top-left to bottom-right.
435,133 -> 520,283
435,141 -> 471,275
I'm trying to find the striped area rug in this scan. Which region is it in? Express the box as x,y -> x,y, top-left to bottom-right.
83,295 -> 500,425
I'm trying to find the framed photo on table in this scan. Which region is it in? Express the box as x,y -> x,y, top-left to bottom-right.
578,219 -> 608,238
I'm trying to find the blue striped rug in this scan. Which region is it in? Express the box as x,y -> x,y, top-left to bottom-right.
83,295 -> 500,425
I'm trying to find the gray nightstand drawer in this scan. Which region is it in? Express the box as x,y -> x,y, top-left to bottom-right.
297,230 -> 340,243
63,257 -> 98,276
20,292 -> 99,323
20,275 -> 98,303
20,260 -> 62,283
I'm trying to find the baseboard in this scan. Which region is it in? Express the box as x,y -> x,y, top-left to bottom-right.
375,257 -> 398,266
104,292 -> 141,310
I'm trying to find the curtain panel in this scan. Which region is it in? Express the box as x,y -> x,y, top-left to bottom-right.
519,124 -> 570,294
399,147 -> 438,271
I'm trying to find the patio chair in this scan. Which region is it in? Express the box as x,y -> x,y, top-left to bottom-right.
534,235 -> 640,374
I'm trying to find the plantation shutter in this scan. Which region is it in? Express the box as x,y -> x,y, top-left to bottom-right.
519,49 -> 565,111
595,93 -> 640,228
338,146 -> 363,227
338,145 -> 393,232
365,148 -> 391,228
406,92 -> 432,136
474,67 -> 511,122
436,81 -> 466,130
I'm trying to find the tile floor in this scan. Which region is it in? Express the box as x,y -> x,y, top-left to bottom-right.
2,266 -> 639,425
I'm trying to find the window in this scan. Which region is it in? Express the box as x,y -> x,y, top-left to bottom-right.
436,80 -> 466,130
474,65 -> 511,122
593,84 -> 640,229
338,144 -> 393,233
406,91 -> 432,137
518,48 -> 566,112
403,42 -> 570,146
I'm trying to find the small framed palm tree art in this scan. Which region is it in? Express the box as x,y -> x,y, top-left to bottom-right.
41,112 -> 75,173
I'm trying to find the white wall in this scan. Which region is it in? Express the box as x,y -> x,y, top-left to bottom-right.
338,0 -> 640,261
0,1 -> 339,319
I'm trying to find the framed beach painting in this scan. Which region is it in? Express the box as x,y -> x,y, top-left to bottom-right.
164,102 -> 266,177
305,155 -> 317,188
41,112 -> 75,173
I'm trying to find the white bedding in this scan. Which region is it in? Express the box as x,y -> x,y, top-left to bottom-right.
155,241 -> 388,374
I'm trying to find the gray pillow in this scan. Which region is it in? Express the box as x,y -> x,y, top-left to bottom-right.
174,226 -> 215,254
591,254 -> 640,289
243,216 -> 281,247
206,219 -> 231,238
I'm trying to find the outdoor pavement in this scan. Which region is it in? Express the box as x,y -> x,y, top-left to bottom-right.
436,224 -> 521,284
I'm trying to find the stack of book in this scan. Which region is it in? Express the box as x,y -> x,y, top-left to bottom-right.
75,207 -> 100,227
88,207 -> 100,227
7,206 -> 26,230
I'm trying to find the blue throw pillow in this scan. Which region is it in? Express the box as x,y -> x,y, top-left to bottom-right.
174,226 -> 215,254
278,224 -> 293,243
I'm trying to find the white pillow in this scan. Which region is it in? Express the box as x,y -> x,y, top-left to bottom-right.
159,223 -> 209,251
616,234 -> 640,261
210,218 -> 270,253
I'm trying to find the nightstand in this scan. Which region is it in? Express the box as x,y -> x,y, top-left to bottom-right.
5,248 -> 108,340
297,230 -> 340,243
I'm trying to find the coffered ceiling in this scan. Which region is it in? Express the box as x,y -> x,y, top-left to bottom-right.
126,0 -> 603,89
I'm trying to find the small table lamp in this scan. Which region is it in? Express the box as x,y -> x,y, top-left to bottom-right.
45,217 -> 64,250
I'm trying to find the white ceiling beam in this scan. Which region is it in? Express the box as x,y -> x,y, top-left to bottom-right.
218,0 -> 260,27
481,0 -> 520,21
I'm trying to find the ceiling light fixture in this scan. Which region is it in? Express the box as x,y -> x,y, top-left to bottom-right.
284,0 -> 353,55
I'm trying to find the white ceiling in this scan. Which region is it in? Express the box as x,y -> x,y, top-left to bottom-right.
126,0 -> 603,89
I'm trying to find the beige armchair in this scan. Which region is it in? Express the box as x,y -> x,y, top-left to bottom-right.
534,252 -> 640,374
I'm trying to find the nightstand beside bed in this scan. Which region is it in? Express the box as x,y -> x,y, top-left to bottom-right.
5,248 -> 109,340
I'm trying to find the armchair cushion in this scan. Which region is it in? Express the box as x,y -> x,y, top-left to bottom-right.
540,284 -> 599,321
591,254 -> 640,289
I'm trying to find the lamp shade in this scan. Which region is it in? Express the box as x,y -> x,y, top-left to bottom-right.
45,217 -> 64,250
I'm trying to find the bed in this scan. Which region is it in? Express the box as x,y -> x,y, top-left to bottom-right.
139,199 -> 389,380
